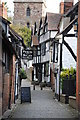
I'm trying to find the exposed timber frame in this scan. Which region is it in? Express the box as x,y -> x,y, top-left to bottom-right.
63,38 -> 77,62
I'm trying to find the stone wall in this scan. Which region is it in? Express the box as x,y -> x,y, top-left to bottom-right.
26,67 -> 33,81
2,55 -> 16,115
13,2 -> 46,27
11,55 -> 15,104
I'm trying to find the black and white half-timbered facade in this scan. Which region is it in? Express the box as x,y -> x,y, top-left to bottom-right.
31,1 -> 78,101
51,2 -> 78,100
31,13 -> 61,88
31,22 -> 41,82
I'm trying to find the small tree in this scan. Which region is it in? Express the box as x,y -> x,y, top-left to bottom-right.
11,25 -> 31,47
19,68 -> 27,80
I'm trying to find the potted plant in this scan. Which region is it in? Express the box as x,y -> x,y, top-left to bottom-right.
19,68 -> 27,85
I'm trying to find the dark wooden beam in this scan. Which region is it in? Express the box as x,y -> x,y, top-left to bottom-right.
64,34 -> 76,37
60,43 -> 62,71
53,42 -> 55,63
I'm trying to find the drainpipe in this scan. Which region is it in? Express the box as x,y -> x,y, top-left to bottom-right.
14,60 -> 18,104
58,36 -> 63,101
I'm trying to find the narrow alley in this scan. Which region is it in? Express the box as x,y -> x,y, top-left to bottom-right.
6,80 -> 78,119
0,0 -> 80,119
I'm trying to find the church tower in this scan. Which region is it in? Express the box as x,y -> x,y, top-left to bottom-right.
13,0 -> 46,28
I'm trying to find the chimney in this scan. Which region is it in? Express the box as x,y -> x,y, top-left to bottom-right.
2,2 -> 4,7
60,2 -> 64,14
60,0 -> 74,14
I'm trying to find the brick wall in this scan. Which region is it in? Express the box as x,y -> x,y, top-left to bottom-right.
50,69 -> 55,91
26,67 -> 33,81
59,1 -> 73,14
60,2 -> 64,14
0,2 -> 7,19
64,2 -> 73,13
2,55 -> 16,115
11,55 -> 15,104
0,34 -> 2,117
76,0 -> 80,112
0,4 -> 2,16
2,74 -> 10,114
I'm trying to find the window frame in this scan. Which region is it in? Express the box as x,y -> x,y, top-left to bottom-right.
41,42 -> 46,56
27,7 -> 31,16
53,42 -> 58,63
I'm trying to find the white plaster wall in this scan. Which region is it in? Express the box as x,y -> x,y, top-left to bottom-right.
59,18 -> 63,33
33,57 -> 36,64
51,31 -> 58,38
41,51 -> 50,63
15,63 -> 18,96
55,43 -> 62,95
40,31 -> 50,43
40,31 -> 58,44
34,67 -> 36,80
59,17 -> 70,32
27,60 -> 32,68
46,42 -> 50,51
62,28 -> 77,69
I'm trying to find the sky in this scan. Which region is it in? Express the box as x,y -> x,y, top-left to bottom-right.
1,0 -> 78,16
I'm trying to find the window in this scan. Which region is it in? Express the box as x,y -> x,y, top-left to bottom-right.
2,50 -> 10,73
37,47 -> 40,56
53,42 -> 58,63
46,42 -> 49,52
33,47 -> 37,57
27,7 -> 30,16
27,22 -> 30,28
44,62 -> 49,77
40,27 -> 43,35
41,43 -> 46,56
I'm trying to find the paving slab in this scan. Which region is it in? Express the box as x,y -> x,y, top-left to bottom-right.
8,81 -> 78,119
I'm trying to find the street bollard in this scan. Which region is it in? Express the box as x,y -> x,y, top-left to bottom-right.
41,86 -> 43,90
33,84 -> 35,90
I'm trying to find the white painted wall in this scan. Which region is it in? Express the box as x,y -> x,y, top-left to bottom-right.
40,31 -> 50,43
51,31 -> 58,38
62,28 -> 77,69
27,60 -> 33,68
40,31 -> 58,44
55,25 -> 77,97
54,43 -> 61,95
15,63 -> 18,97
41,51 -> 50,63
33,57 -> 36,64
34,67 -> 36,80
